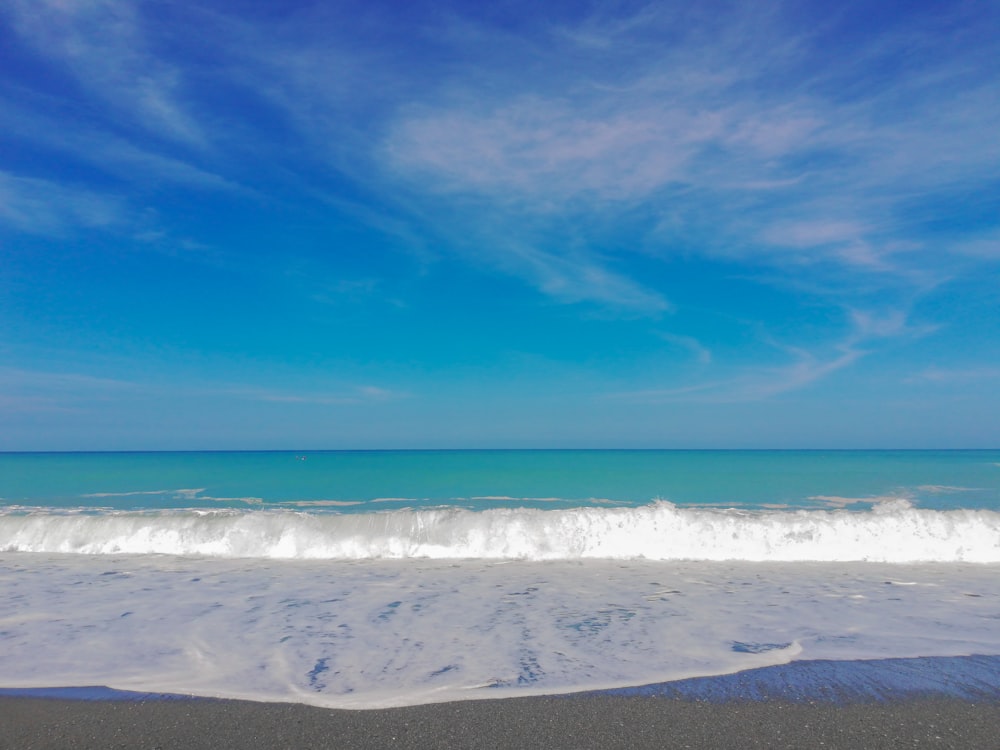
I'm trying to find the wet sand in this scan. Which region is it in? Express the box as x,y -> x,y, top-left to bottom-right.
5,656 -> 1000,749
3,693 -> 999,750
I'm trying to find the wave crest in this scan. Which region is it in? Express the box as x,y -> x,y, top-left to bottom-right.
1,501 -> 998,562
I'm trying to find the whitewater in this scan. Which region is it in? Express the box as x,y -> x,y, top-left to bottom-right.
2,500 -> 999,562
2,450 -> 999,708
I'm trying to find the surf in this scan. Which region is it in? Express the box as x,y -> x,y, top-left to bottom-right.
2,500 -> 998,562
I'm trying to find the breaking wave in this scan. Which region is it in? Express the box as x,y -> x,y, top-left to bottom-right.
1,500 -> 998,562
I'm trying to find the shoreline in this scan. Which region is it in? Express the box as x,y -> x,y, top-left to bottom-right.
4,652 -> 1000,706
3,656 -> 1000,749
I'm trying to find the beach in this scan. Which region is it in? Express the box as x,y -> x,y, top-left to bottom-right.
3,451 -> 999,744
4,692 -> 1000,749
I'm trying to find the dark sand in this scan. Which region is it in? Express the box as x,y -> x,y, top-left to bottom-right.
3,693 -> 1000,749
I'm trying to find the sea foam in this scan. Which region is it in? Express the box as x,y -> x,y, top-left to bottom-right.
2,500 -> 998,562
2,554 -> 999,708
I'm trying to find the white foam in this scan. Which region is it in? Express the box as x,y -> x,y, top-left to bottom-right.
83,488 -> 206,499
807,494 -> 902,507
81,488 -> 263,505
278,500 -> 366,507
917,485 -> 980,493
1,501 -> 999,562
1,554 -> 998,708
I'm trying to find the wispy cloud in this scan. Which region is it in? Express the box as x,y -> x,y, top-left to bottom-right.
849,309 -> 937,340
3,1 -> 998,341
740,346 -> 863,400
6,2 -> 996,299
610,353 -> 859,404
57,131 -> 239,192
762,220 -> 871,251
499,242 -> 670,313
622,343 -> 863,404
948,230 -> 1000,260
378,1 -> 1000,294
657,332 -> 712,365
0,5 -> 245,242
911,367 -> 1000,384
613,305 -> 932,403
0,367 -> 142,413
5,0 -> 204,145
0,366 -> 408,414
384,98 -> 725,203
226,384 -> 408,406
0,168 -> 214,248
0,172 -> 125,236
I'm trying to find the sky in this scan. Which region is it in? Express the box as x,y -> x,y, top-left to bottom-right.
1,0 -> 999,450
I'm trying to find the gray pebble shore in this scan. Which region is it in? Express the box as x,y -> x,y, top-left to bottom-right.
3,694 -> 999,750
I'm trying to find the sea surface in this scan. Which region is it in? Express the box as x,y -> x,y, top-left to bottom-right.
1,449 -> 999,707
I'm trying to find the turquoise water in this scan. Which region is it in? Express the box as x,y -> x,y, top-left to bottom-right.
1,449 -> 998,512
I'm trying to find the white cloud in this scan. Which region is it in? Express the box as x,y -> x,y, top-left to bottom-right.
948,230 -> 1000,259
0,172 -> 125,235
504,243 -> 671,313
658,332 -> 712,365
0,103 -> 241,193
5,0 -> 204,145
726,111 -> 822,157
763,220 -> 869,249
376,1 -> 1000,297
848,309 -> 936,339
384,99 -> 724,202
383,88 -> 841,208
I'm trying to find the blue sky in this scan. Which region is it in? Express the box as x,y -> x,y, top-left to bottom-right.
1,0 -> 998,450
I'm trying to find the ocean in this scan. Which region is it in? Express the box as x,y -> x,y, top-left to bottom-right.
1,449 -> 999,707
